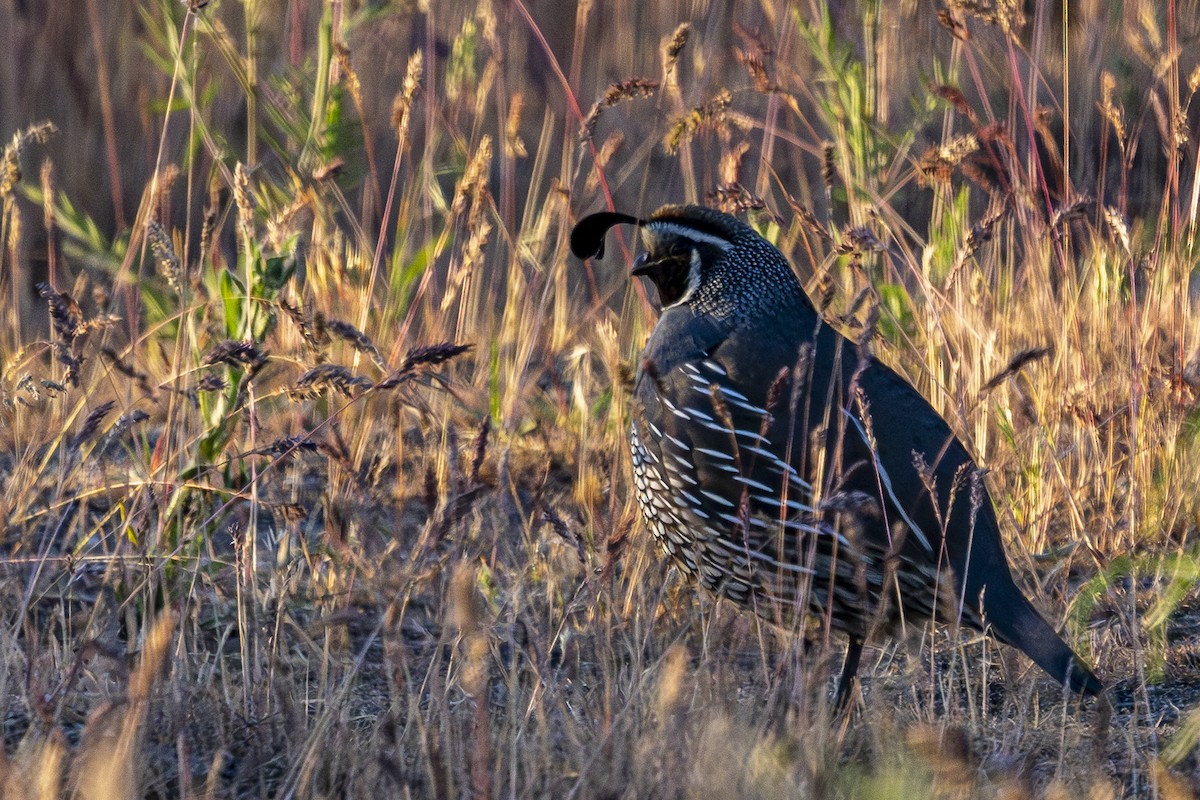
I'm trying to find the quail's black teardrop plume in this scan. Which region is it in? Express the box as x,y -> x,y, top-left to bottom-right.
570,211 -> 642,259
572,203 -> 1101,707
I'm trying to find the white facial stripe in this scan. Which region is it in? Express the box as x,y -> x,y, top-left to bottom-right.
647,221 -> 734,251
638,222 -> 731,310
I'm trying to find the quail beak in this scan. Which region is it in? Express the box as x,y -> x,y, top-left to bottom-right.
630,252 -> 652,276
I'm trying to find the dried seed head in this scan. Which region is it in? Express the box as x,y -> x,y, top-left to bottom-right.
661,23 -> 690,77
581,78 -> 658,139
70,400 -> 116,450
949,0 -> 1024,37
932,85 -> 972,117
965,209 -> 1004,253
818,490 -> 881,519
1103,206 -> 1131,254
37,282 -> 84,341
451,136 -> 493,217
265,192 -> 309,251
279,298 -> 330,357
195,374 -> 227,393
199,193 -> 218,268
993,0 -> 1025,37
391,51 -> 424,142
52,342 -> 81,387
785,197 -> 832,243
707,183 -> 764,214
1,146 -> 18,199
334,44 -> 363,110
504,93 -> 527,158
981,345 -> 1052,392
844,226 -> 885,253
960,123 -> 1012,194
736,49 -> 771,93
469,416 -> 491,484
1049,197 -> 1091,231
233,162 -> 254,244
255,436 -> 319,458
203,340 -> 268,369
604,79 -> 659,108
146,220 -> 183,293
289,363 -> 371,399
917,133 -> 980,186
40,379 -> 66,396
1173,109 -> 1190,154
0,122 -> 56,198
822,142 -> 837,190
443,214 -> 493,311
378,342 -> 473,389
325,319 -> 386,372
1099,72 -> 1126,143
153,164 -> 181,217
100,409 -> 151,452
663,89 -> 732,154
911,451 -> 935,496
936,8 -> 970,41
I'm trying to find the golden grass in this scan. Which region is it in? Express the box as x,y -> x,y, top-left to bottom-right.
1,0 -> 1199,796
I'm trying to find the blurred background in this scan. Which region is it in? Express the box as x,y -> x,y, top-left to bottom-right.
3,0 -> 1196,334
2,2 -> 1200,795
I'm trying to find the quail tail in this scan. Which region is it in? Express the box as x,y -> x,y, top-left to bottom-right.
984,583 -> 1103,695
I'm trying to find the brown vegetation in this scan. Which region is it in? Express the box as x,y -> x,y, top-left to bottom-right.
1,0 -> 1199,796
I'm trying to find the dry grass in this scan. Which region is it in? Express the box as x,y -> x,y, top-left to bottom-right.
1,0 -> 1199,797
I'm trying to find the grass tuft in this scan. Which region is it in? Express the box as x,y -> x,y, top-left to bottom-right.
1,1 -> 1199,796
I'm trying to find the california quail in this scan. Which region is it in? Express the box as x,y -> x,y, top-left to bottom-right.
571,204 -> 1102,707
